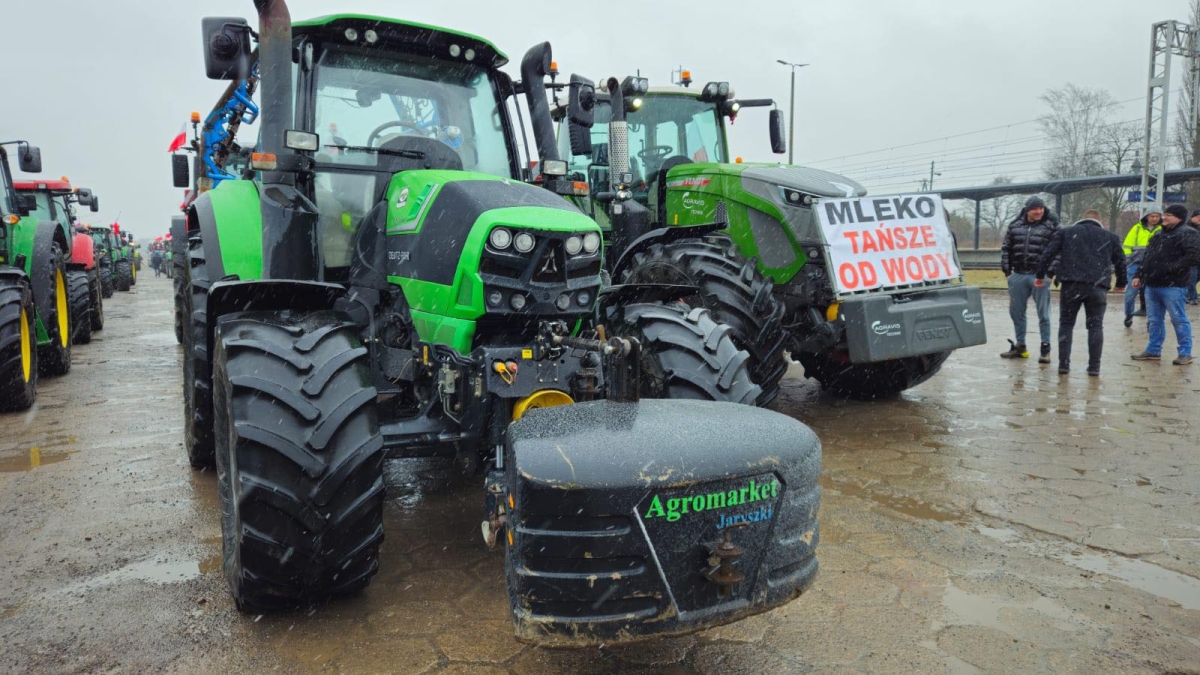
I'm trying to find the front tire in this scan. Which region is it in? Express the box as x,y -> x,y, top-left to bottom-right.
797,350 -> 951,399
67,271 -> 93,345
618,234 -> 787,406
88,271 -> 104,332
37,245 -> 72,376
183,237 -> 214,467
99,258 -> 114,298
608,302 -> 761,405
213,311 -> 384,611
115,259 -> 132,292
0,280 -> 38,411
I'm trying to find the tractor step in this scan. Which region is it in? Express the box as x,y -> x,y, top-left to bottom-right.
503,398 -> 821,646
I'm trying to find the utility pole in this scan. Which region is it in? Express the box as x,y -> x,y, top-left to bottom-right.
776,60 -> 809,164
928,161 -> 941,191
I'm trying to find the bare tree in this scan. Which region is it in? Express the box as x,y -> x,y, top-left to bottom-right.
1038,84 -> 1119,221
1095,121 -> 1143,230
981,176 -> 1023,232
1174,0 -> 1200,168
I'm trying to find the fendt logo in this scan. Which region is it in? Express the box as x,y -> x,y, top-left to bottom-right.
871,320 -> 902,337
916,327 -> 951,341
962,309 -> 983,325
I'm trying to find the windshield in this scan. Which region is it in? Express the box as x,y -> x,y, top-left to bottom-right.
312,46 -> 513,177
559,94 -> 726,182
28,192 -> 53,221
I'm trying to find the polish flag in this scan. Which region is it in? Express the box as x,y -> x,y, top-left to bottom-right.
167,122 -> 187,153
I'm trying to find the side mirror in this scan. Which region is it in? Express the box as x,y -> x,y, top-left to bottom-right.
202,17 -> 252,81
13,193 -> 36,215
172,154 -> 191,188
568,74 -> 595,127
769,109 -> 787,156
90,195 -> 100,212
76,188 -> 93,206
18,145 -> 42,173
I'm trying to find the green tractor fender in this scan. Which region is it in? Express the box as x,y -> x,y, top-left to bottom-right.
608,221 -> 725,282
191,180 -> 348,359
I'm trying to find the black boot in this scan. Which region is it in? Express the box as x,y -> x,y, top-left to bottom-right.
1038,342 -> 1051,364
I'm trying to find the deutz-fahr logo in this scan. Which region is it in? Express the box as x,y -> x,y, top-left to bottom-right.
642,477 -> 778,530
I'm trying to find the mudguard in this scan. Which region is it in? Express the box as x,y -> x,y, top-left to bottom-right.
204,279 -> 345,361
504,398 -> 821,645
70,232 -> 95,271
609,222 -> 725,280
189,180 -> 264,283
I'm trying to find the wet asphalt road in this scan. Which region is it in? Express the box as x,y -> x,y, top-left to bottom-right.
1,275 -> 1198,673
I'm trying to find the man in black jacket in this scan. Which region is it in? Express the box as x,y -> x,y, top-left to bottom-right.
1131,204 -> 1200,365
1035,210 -> 1126,375
1000,196 -> 1059,362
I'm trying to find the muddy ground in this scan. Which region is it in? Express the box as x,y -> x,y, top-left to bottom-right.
1,276 -> 1198,674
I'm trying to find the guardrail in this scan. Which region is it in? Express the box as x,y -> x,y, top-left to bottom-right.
957,248 -> 1001,270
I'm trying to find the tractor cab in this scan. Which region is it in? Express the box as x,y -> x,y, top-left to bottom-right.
284,16 -> 529,270
13,178 -> 100,249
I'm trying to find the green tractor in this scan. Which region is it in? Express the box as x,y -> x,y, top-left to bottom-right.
553,78 -> 987,400
0,141 -> 72,411
14,178 -> 103,345
88,224 -> 118,298
180,2 -> 820,644
115,229 -> 136,290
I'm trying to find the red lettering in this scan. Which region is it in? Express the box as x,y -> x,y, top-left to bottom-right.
905,256 -> 925,280
881,257 -> 907,284
861,229 -> 879,253
839,262 -> 860,289
892,227 -> 908,250
843,231 -> 861,254
876,225 -> 894,251
859,261 -> 878,287
920,225 -> 936,248
935,253 -> 953,276
922,254 -> 940,278
906,226 -> 921,249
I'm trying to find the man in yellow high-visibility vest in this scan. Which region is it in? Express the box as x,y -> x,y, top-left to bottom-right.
1122,209 -> 1161,327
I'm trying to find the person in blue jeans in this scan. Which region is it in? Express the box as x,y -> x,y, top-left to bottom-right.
999,196 -> 1059,361
1131,205 -> 1200,365
1122,210 -> 1161,326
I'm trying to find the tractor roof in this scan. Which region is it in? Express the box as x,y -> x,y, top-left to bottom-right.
292,14 -> 507,67
13,178 -> 73,193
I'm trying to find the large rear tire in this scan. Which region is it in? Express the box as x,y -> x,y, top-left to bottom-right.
618,234 -> 787,406
88,271 -> 104,332
0,280 -> 37,411
213,311 -> 384,611
796,350 -> 951,400
608,302 -> 761,405
37,245 -> 72,376
171,220 -> 189,345
67,271 -> 93,345
183,237 -> 214,467
115,259 -> 132,292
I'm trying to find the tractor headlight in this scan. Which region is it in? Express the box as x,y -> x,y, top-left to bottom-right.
555,293 -> 572,311
487,290 -> 504,307
514,232 -> 536,253
489,227 -> 512,249
344,28 -> 359,42
582,232 -> 600,253
449,44 -> 462,57
565,236 -> 583,255
510,294 -> 527,311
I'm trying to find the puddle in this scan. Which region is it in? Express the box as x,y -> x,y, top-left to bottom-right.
936,581 -> 1076,635
823,476 -> 964,523
0,447 -> 76,473
977,525 -> 1200,610
60,556 -> 203,594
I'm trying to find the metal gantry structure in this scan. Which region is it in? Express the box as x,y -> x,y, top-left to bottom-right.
1138,20 -> 1200,213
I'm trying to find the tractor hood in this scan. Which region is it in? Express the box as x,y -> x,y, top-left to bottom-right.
664,162 -> 866,200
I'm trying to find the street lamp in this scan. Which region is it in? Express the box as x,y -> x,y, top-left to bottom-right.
776,60 -> 809,164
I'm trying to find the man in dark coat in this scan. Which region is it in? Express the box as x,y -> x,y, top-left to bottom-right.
1187,210 -> 1200,305
1131,204 -> 1200,365
1000,196 -> 1059,362
1035,210 -> 1126,376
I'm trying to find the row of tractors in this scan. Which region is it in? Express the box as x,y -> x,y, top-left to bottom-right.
0,143 -> 140,412
164,1 -> 983,645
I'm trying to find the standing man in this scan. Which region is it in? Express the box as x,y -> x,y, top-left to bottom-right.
1035,210 -> 1126,376
1000,196 -> 1058,362
1122,209 -> 1161,326
1130,204 -> 1200,365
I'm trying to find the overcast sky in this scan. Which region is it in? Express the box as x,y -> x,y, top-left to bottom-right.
0,0 -> 1186,240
